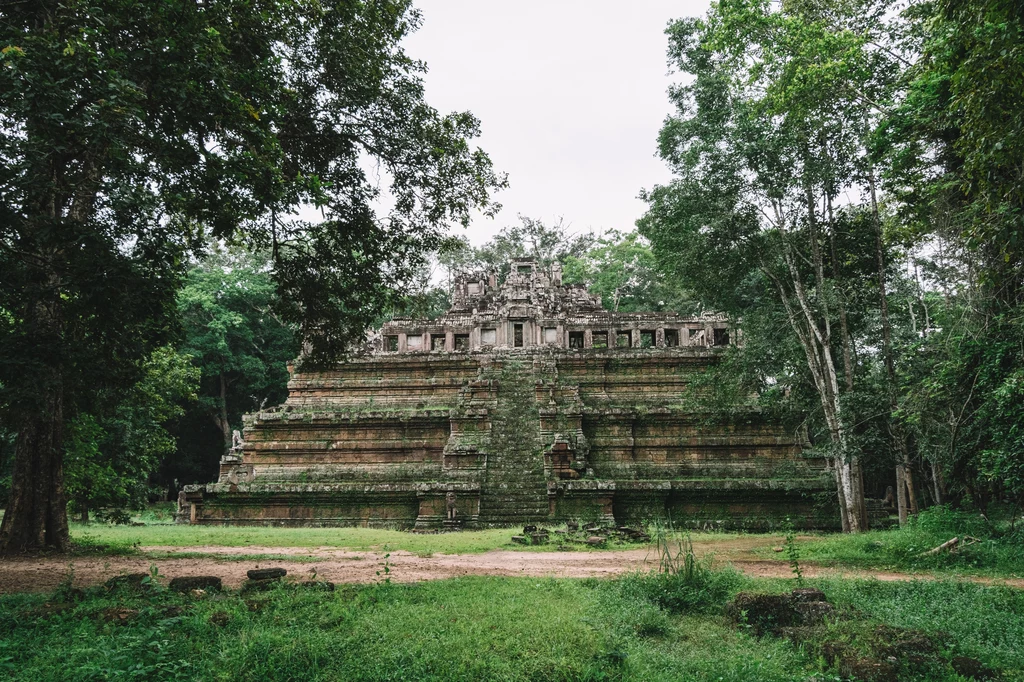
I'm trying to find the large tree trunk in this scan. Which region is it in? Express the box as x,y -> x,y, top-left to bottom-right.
0,239 -> 72,554
0,369 -> 71,554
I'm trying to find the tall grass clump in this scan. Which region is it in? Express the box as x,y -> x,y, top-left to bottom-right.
620,523 -> 740,613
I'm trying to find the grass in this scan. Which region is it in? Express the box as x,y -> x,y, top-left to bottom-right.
783,506 -> 1024,578
1,567 -> 1021,681
139,551 -> 334,563
0,574 -> 809,682
820,577 -> 1024,673
69,524 -> 654,556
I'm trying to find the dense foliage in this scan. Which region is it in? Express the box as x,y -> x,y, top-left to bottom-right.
0,0 -> 503,551
64,347 -> 198,522
639,0 -> 1024,527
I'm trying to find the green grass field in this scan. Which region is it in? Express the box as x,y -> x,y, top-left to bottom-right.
1,570 -> 1020,681
68,523 -> 692,556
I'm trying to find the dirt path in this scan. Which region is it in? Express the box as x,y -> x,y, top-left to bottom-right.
1,543 -> 1021,593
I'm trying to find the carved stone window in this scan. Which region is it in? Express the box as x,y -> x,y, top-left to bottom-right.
431,335 -> 446,351
454,334 -> 470,351
543,327 -> 557,344
385,335 -> 398,352
664,329 -> 679,347
616,330 -> 632,348
568,331 -> 584,348
640,330 -> 655,348
481,328 -> 496,345
514,323 -> 524,347
467,282 -> 481,295
713,328 -> 730,346
406,335 -> 423,350
592,331 -> 608,349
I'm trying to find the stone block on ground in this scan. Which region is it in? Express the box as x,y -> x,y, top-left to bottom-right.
511,535 -> 528,545
104,573 -> 149,592
725,593 -> 799,636
247,568 -> 287,580
950,656 -> 997,681
726,590 -> 834,635
241,578 -> 283,594
169,576 -> 222,593
791,587 -> 827,602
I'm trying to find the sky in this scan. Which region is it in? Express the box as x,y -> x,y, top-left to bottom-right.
401,0 -> 712,246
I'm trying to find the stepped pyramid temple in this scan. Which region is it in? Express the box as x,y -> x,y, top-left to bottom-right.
183,259 -> 834,528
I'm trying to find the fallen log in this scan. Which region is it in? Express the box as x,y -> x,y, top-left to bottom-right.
920,537 -> 958,556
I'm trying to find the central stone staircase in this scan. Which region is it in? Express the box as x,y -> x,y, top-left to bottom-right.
477,360 -> 549,524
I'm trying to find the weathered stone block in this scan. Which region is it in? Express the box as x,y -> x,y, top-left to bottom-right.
169,576 -> 222,593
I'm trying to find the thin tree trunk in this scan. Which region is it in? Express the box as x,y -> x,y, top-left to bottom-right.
932,460 -> 945,505
763,261 -> 860,532
867,169 -> 915,526
827,196 -> 869,530
803,181 -> 864,532
906,466 -> 920,514
219,372 -> 231,455
896,464 -> 909,527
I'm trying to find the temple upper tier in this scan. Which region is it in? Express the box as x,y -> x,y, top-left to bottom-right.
378,258 -> 734,353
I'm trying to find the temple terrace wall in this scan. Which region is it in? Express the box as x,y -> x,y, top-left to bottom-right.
183,260 -> 836,529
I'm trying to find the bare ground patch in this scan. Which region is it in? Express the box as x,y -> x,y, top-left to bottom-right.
1,539 -> 1021,593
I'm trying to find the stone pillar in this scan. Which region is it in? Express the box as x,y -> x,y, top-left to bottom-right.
398,332 -> 407,352
584,329 -> 593,348
446,331 -> 455,351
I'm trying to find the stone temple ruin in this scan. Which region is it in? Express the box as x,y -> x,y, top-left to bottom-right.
183,259 -> 834,528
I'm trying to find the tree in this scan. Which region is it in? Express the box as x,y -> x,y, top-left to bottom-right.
639,0 -> 922,531
878,0 -> 1024,513
470,215 -> 595,277
64,346 -> 198,522
0,0 -> 503,552
562,230 -> 696,313
177,248 -> 298,457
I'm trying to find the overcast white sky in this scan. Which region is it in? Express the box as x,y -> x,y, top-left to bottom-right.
401,0 -> 711,246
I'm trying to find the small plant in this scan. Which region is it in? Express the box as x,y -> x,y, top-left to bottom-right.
53,564 -> 78,602
783,518 -> 803,585
650,521 -> 705,583
375,552 -> 392,585
141,563 -> 162,590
